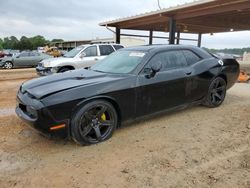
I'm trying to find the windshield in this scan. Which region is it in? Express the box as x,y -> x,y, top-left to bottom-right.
63,46 -> 85,58
91,50 -> 146,74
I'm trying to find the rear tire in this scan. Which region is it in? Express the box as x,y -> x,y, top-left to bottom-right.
203,77 -> 227,108
4,62 -> 13,69
71,100 -> 118,145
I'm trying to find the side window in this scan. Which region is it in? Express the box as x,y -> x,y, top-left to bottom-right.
146,50 -> 187,72
113,45 -> 124,51
182,50 -> 201,66
19,52 -> 30,57
83,46 -> 97,57
99,45 -> 115,56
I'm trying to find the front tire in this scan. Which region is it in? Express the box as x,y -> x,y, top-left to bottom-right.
4,62 -> 13,69
203,77 -> 227,108
71,100 -> 118,145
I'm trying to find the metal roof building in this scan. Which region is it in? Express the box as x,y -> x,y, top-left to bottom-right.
100,0 -> 250,47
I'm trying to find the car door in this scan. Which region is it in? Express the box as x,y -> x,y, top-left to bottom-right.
29,52 -> 43,67
182,50 -> 208,102
77,46 -> 99,68
136,50 -> 188,117
13,52 -> 31,67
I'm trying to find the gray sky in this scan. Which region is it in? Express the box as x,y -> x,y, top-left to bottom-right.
0,0 -> 249,49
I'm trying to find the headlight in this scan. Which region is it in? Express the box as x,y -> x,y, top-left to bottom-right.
26,105 -> 38,118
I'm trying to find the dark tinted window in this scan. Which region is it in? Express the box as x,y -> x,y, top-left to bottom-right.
19,52 -> 30,57
99,45 -> 115,56
83,46 -> 97,57
146,50 -> 187,71
183,50 -> 201,66
113,45 -> 124,50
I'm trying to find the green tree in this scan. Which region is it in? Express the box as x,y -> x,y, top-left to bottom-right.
3,36 -> 19,49
30,35 -> 47,50
0,38 -> 3,50
18,36 -> 32,51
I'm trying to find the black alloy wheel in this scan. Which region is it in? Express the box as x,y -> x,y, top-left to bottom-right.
203,77 -> 227,107
71,100 -> 117,145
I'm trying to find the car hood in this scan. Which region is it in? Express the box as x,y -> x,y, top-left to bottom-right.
21,69 -> 123,99
41,57 -> 75,67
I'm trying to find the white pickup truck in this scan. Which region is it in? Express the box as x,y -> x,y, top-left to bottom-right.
36,43 -> 124,76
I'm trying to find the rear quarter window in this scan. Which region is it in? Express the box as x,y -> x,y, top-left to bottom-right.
113,45 -> 124,51
182,50 -> 201,66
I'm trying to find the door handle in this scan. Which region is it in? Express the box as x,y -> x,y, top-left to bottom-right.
186,71 -> 192,75
94,58 -> 99,61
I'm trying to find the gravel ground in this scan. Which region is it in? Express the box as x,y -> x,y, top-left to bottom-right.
0,69 -> 249,188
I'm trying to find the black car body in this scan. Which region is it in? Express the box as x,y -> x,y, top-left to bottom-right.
16,45 -> 240,144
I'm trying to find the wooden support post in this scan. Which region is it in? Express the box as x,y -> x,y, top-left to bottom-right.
149,30 -> 153,45
116,28 -> 121,44
169,17 -> 176,44
198,33 -> 202,47
176,31 -> 180,44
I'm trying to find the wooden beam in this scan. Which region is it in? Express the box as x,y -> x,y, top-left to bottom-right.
169,17 -> 176,44
176,31 -> 180,44
174,1 -> 250,20
149,30 -> 153,45
116,28 -> 120,44
197,33 -> 202,47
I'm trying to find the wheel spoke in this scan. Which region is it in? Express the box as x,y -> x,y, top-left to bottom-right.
216,86 -> 226,91
214,92 -> 222,100
96,106 -> 107,118
100,120 -> 113,127
215,80 -> 220,88
84,111 -> 93,121
93,126 -> 102,141
212,94 -> 216,103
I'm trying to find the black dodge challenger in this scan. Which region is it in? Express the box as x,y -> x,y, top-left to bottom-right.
16,45 -> 239,145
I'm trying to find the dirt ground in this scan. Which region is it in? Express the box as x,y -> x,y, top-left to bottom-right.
0,69 -> 250,188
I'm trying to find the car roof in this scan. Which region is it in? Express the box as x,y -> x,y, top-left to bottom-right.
121,44 -> 200,52
120,44 -> 212,59
78,43 -> 123,48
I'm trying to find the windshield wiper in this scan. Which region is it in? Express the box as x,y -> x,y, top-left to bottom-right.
90,69 -> 106,73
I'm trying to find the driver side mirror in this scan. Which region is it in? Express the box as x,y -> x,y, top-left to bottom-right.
145,61 -> 162,79
79,52 -> 86,58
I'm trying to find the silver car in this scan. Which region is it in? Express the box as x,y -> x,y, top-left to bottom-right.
0,52 -> 52,69
36,44 -> 124,76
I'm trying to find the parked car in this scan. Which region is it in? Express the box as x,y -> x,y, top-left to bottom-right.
0,51 -> 6,58
0,51 -> 52,69
16,45 -> 239,145
36,43 -> 124,76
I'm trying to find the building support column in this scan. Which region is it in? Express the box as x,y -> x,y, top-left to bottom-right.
198,33 -> 202,47
168,17 -> 176,44
176,31 -> 180,44
149,30 -> 153,45
116,27 -> 121,44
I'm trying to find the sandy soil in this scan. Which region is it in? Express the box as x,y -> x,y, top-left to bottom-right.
0,69 -> 250,188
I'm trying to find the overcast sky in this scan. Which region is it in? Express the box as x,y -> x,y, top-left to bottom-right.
0,0 -> 250,49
